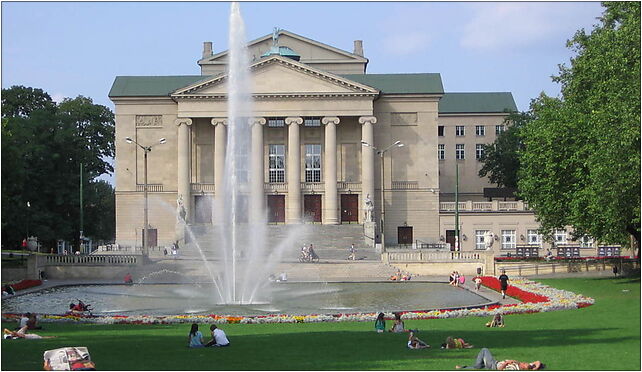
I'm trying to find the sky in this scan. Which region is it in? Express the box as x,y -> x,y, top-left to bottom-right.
2,1 -> 605,182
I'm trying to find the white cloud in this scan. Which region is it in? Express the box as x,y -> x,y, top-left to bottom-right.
460,2 -> 601,52
51,93 -> 66,104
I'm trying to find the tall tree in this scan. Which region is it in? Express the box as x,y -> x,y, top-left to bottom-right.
518,2 -> 641,248
478,111 -> 532,189
1,86 -> 115,250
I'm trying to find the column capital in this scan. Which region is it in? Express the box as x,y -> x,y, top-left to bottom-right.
358,116 -> 377,125
175,118 -> 193,127
210,118 -> 228,126
285,117 -> 303,126
322,116 -> 340,126
248,117 -> 266,126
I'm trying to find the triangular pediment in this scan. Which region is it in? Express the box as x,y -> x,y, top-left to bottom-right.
173,55 -> 378,99
199,30 -> 367,66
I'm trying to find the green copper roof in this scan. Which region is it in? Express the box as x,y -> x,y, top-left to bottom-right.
109,76 -> 207,97
439,92 -> 517,114
261,46 -> 301,60
341,73 -> 443,94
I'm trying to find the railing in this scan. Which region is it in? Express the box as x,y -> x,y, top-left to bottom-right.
301,182 -> 324,192
135,184 -> 163,192
191,183 -> 215,193
391,181 -> 419,190
440,200 -> 529,212
337,181 -> 361,191
264,183 -> 288,192
384,250 -> 486,263
44,255 -> 138,265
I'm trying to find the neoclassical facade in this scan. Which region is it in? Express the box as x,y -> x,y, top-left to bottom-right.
111,30 -> 592,254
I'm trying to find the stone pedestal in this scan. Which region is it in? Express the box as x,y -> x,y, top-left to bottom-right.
364,221 -> 376,248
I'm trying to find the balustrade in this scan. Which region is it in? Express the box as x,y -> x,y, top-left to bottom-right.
191,183 -> 215,193
44,255 -> 138,266
135,184 -> 163,192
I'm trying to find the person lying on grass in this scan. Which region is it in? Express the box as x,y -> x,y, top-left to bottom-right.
456,348 -> 543,370
187,323 -> 205,348
407,330 -> 430,349
441,336 -> 473,349
3,326 -> 55,339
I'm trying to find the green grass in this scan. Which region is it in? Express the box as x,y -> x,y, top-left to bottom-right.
2,276 -> 639,370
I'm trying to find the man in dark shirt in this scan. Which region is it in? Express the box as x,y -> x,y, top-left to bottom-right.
498,269 -> 509,299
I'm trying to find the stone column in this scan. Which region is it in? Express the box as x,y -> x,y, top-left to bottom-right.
250,117 -> 266,223
211,118 -> 228,199
285,117 -> 303,224
359,116 -> 377,223
176,118 -> 193,223
322,116 -> 340,225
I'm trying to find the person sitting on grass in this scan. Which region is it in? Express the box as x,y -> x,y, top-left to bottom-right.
3,326 -> 55,339
441,336 -> 473,349
407,330 -> 430,349
27,313 -> 42,330
456,348 -> 543,370
486,313 -> 505,328
205,324 -> 230,347
389,313 -> 408,333
374,312 -> 386,333
188,323 -> 205,348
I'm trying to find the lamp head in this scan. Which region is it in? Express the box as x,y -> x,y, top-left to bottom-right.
159,138 -> 167,145
395,141 -> 404,147
125,137 -> 133,144
360,140 -> 371,147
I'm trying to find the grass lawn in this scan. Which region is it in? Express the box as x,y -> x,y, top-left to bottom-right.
2,276 -> 639,370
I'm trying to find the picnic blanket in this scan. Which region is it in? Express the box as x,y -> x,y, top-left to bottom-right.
43,347 -> 95,371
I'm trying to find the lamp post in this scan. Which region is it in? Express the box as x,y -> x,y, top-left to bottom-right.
361,140 -> 404,253
125,137 -> 166,260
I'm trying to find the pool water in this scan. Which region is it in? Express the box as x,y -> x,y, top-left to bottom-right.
2,282 -> 492,316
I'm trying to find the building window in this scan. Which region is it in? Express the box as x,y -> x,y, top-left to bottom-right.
305,144 -> 321,182
455,144 -> 465,160
304,117 -> 321,127
476,125 -> 485,136
475,230 -> 490,250
554,230 -> 567,245
438,144 -> 445,160
527,229 -> 541,246
267,117 -> 285,127
496,125 -> 506,135
501,230 -> 516,250
456,125 -> 465,136
268,144 -> 285,182
438,126 -> 444,136
579,236 -> 594,248
476,144 -> 485,160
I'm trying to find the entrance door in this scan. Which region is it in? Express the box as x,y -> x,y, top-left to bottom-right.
341,194 -> 359,223
267,195 -> 285,223
398,226 -> 413,245
194,195 -> 212,224
304,195 -> 322,223
446,230 -> 456,251
141,228 -> 158,248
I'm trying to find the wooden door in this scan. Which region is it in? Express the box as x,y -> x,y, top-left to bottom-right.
267,195 -> 285,223
194,195 -> 212,224
141,228 -> 158,248
398,226 -> 413,245
446,230 -> 456,251
341,194 -> 359,223
304,195 -> 322,223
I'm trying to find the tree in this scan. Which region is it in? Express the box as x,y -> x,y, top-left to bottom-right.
518,2 -> 640,248
1,86 -> 115,250
478,111 -> 532,189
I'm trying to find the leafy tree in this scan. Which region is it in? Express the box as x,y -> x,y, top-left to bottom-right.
478,111 -> 533,189
1,86 -> 115,250
518,2 -> 640,248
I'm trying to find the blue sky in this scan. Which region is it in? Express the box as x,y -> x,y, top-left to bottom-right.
2,1 -> 604,182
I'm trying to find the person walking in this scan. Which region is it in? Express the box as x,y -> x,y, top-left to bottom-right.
498,269 -> 509,299
349,244 -> 356,261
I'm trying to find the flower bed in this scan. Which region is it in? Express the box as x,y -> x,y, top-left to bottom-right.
495,255 -> 632,262
1,277 -> 594,325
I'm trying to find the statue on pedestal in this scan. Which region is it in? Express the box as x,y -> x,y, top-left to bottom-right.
483,231 -> 495,250
364,194 -> 374,222
176,194 -> 187,223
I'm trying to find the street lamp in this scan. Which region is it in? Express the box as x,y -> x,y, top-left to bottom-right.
361,140 -> 404,252
125,136 -> 166,260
